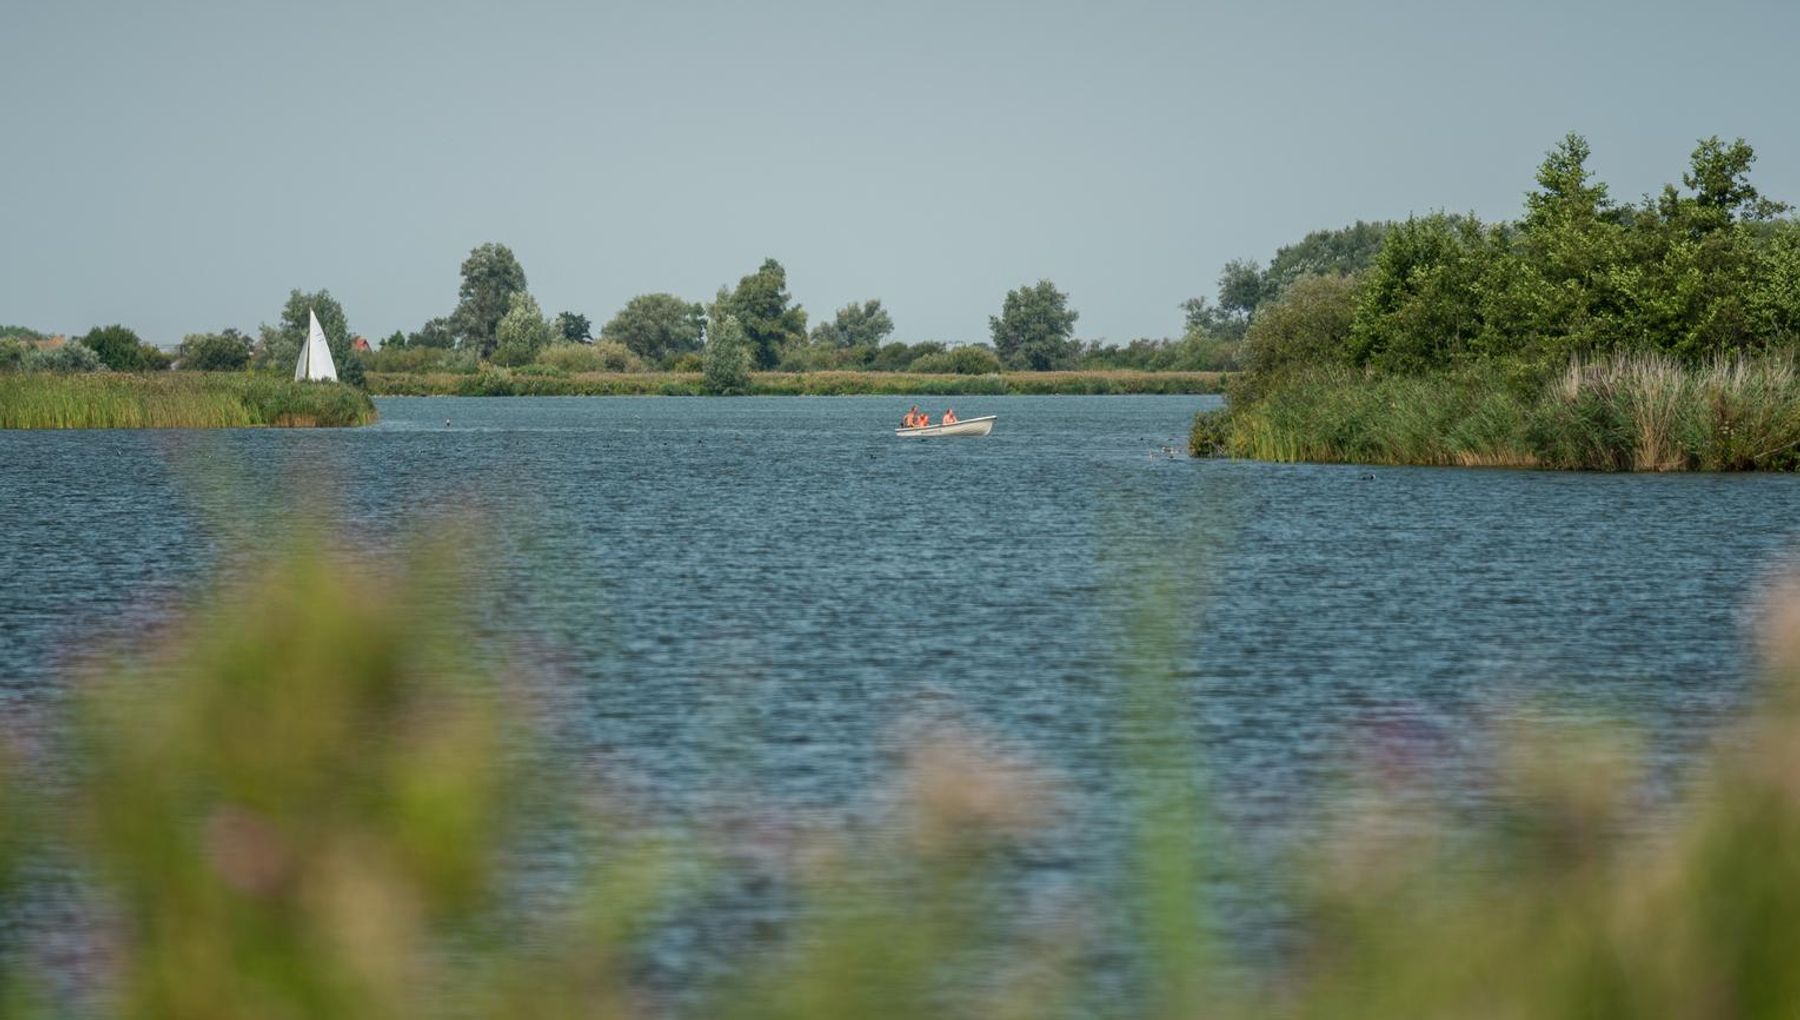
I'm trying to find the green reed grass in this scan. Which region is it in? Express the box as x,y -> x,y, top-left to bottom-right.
1195,353 -> 1800,470
367,369 -> 1225,397
0,373 -> 377,429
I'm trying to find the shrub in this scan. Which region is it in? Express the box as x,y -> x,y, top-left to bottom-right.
668,352 -> 703,373
176,330 -> 253,372
25,341 -> 104,373
0,338 -> 30,372
703,314 -> 752,394
537,341 -> 646,374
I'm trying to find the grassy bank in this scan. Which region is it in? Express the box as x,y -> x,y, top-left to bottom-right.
367,368 -> 1225,397
0,373 -> 377,428
1193,354 -> 1800,470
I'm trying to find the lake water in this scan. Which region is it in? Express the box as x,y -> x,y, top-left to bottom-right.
5,394 -> 1800,984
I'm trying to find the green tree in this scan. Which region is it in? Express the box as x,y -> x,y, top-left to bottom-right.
553,311 -> 592,344
1260,221 -> 1391,304
382,329 -> 407,350
491,292 -> 555,367
259,289 -> 363,386
78,324 -> 164,371
1347,213 -> 1502,372
176,329 -> 253,372
810,299 -> 894,349
600,293 -> 706,364
703,311 -> 752,394
1241,274 -> 1360,377
718,258 -> 808,369
989,280 -> 1079,370
1217,259 -> 1267,320
451,243 -> 527,358
408,317 -> 457,349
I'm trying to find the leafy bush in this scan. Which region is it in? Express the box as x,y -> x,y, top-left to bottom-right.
537,341 -> 646,374
176,330 -> 253,372
0,338 -> 30,372
909,346 -> 1003,375
25,341 -> 104,373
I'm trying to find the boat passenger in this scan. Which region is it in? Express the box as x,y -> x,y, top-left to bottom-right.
942,408 -> 958,425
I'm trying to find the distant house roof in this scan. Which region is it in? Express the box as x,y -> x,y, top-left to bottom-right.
351,336 -> 371,352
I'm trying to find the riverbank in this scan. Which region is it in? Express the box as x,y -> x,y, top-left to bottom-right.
366,368 -> 1226,397
0,373 -> 377,428
1192,354 -> 1800,471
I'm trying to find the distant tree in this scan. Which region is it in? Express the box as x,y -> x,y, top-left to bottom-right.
451,243 -> 527,358
1217,259 -> 1267,320
989,280 -> 1079,370
0,324 -> 47,341
601,293 -> 706,364
1259,222 -> 1391,304
382,330 -> 407,349
703,312 -> 752,394
1681,136 -> 1790,230
78,325 -> 164,372
553,311 -> 592,344
491,292 -> 556,367
258,289 -> 364,387
717,259 -> 807,369
810,299 -> 894,349
177,329 -> 253,371
408,317 -> 457,349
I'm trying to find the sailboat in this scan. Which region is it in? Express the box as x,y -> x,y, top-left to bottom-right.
293,309 -> 339,382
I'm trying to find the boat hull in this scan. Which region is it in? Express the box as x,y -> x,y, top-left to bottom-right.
895,415 -> 995,438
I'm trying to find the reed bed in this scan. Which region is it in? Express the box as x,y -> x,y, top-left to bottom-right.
1194,353 -> 1800,471
367,369 -> 1226,397
0,373 -> 377,428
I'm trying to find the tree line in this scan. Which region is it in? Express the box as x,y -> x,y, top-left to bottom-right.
1224,134 -> 1800,385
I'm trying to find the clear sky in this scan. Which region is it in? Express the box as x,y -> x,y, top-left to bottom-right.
4,0 -> 1798,348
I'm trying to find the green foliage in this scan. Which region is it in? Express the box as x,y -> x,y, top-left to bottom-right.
1216,258 -> 1266,319
536,340 -> 646,373
0,373 -> 376,428
24,340 -> 105,373
78,324 -> 165,372
811,299 -> 895,349
552,311 -> 591,344
1347,213 -> 1504,372
1258,221 -> 1391,305
0,324 -> 47,341
703,312 -> 752,394
1241,274 -> 1359,378
451,242 -> 527,358
599,293 -> 705,364
176,329 -> 253,372
363,369 -> 1222,397
989,280 -> 1079,370
0,337 -> 28,372
490,292 -> 555,367
382,329 -> 408,350
909,345 -> 1003,375
407,317 -> 458,349
716,259 -> 807,369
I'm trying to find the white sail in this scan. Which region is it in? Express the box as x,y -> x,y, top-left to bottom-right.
295,308 -> 339,382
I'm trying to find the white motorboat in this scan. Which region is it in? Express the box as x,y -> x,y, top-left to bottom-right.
895,415 -> 996,438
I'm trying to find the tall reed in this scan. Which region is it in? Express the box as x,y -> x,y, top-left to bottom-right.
1197,353 -> 1800,471
0,373 -> 377,428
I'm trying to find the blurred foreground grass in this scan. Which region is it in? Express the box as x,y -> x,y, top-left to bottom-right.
4,536 -> 1800,1017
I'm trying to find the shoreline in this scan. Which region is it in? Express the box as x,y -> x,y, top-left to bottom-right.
366,369 -> 1226,397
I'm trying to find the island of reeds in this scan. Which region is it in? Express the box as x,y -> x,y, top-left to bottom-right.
1189,133 -> 1800,470
0,372 -> 376,429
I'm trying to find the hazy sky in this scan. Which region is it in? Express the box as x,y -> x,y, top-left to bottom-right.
5,0 -> 1798,348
